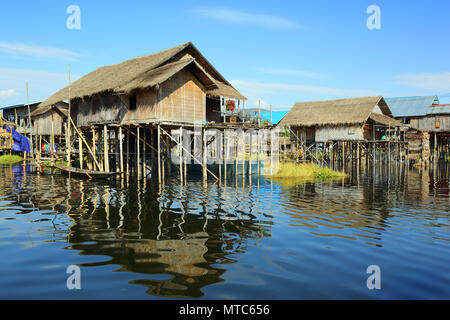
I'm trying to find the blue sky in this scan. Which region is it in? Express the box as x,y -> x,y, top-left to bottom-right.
1,0 -> 449,111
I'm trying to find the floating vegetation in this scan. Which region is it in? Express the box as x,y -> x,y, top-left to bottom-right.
0,154 -> 24,165
265,162 -> 346,180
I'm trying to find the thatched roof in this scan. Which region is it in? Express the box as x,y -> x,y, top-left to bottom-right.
369,112 -> 404,127
30,104 -> 68,119
278,96 -> 393,127
40,42 -> 245,107
116,58 -> 218,94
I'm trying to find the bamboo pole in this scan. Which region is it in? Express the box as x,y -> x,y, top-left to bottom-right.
79,134 -> 83,169
203,127 -> 207,184
179,127 -> 183,184
67,65 -> 71,173
242,130 -> 245,178
143,127 -> 146,177
249,130 -> 252,176
166,134 -> 171,176
26,82 -> 34,162
126,128 -> 129,176
158,125 -> 161,184
119,126 -> 124,178
104,125 -> 109,172
137,127 -> 141,179
224,130 -> 227,184
51,114 -> 55,166
68,118 -> 101,171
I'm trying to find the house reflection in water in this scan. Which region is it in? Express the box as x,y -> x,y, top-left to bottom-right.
63,178 -> 272,298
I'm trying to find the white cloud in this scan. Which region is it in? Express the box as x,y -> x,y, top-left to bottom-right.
0,41 -> 80,61
231,80 -> 375,97
192,7 -> 300,30
0,89 -> 16,99
395,72 -> 450,92
259,68 -> 326,79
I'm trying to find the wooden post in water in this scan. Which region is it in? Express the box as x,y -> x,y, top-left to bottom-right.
79,134 -> 83,169
137,127 -> 141,179
51,113 -> 55,166
224,130 -> 227,184
119,126 -> 124,179
257,129 -> 261,177
235,132 -> 238,179
166,134 -> 171,176
179,127 -> 183,185
92,126 -> 97,170
249,130 -> 252,176
143,127 -> 146,178
203,127 -> 207,184
150,129 -> 155,170
242,130 -> 245,179
157,125 -> 161,185
103,125 -> 109,172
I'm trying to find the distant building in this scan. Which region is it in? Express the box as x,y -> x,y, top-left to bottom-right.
278,96 -> 404,143
385,96 -> 449,160
384,96 -> 440,130
29,102 -> 69,136
0,102 -> 40,134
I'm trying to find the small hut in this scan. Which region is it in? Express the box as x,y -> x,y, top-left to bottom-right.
279,96 -> 404,142
30,102 -> 69,136
37,42 -> 251,179
39,42 -> 246,128
29,102 -> 68,159
278,96 -> 407,163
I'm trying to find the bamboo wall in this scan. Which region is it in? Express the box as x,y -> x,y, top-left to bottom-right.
32,110 -> 66,136
73,69 -> 206,127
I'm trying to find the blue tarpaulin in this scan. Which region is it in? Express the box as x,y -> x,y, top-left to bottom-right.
5,126 -> 31,152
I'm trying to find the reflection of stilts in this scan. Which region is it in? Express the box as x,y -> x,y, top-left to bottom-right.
102,186 -> 111,229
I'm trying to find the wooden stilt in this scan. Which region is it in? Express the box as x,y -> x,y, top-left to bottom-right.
126,128 -> 129,177
137,127 -> 141,179
166,134 -> 171,176
143,128 -> 146,178
119,126 -> 124,178
79,134 -> 83,169
203,127 -> 207,184
179,127 -> 183,184
224,130 -> 227,184
103,125 -> 109,172
158,125 -> 161,185
249,130 -> 252,176
51,114 -> 55,166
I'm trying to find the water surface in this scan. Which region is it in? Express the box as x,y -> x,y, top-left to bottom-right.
0,163 -> 449,299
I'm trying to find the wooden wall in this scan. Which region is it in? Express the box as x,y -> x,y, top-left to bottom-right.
73,69 -> 206,127
32,110 -> 66,136
409,115 -> 450,133
315,125 -> 364,142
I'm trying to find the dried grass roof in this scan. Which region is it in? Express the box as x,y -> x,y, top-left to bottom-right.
278,96 -> 393,127
369,112 -> 404,127
30,104 -> 68,118
40,42 -> 245,107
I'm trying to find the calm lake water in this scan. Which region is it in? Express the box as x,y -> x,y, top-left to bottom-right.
0,163 -> 449,299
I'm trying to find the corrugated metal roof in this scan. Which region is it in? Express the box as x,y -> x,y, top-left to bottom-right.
384,96 -> 439,117
427,104 -> 450,115
0,102 -> 42,111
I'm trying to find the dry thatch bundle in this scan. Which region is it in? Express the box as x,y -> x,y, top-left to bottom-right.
40,42 -> 245,108
368,112 -> 404,127
30,104 -> 68,119
279,96 -> 395,127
